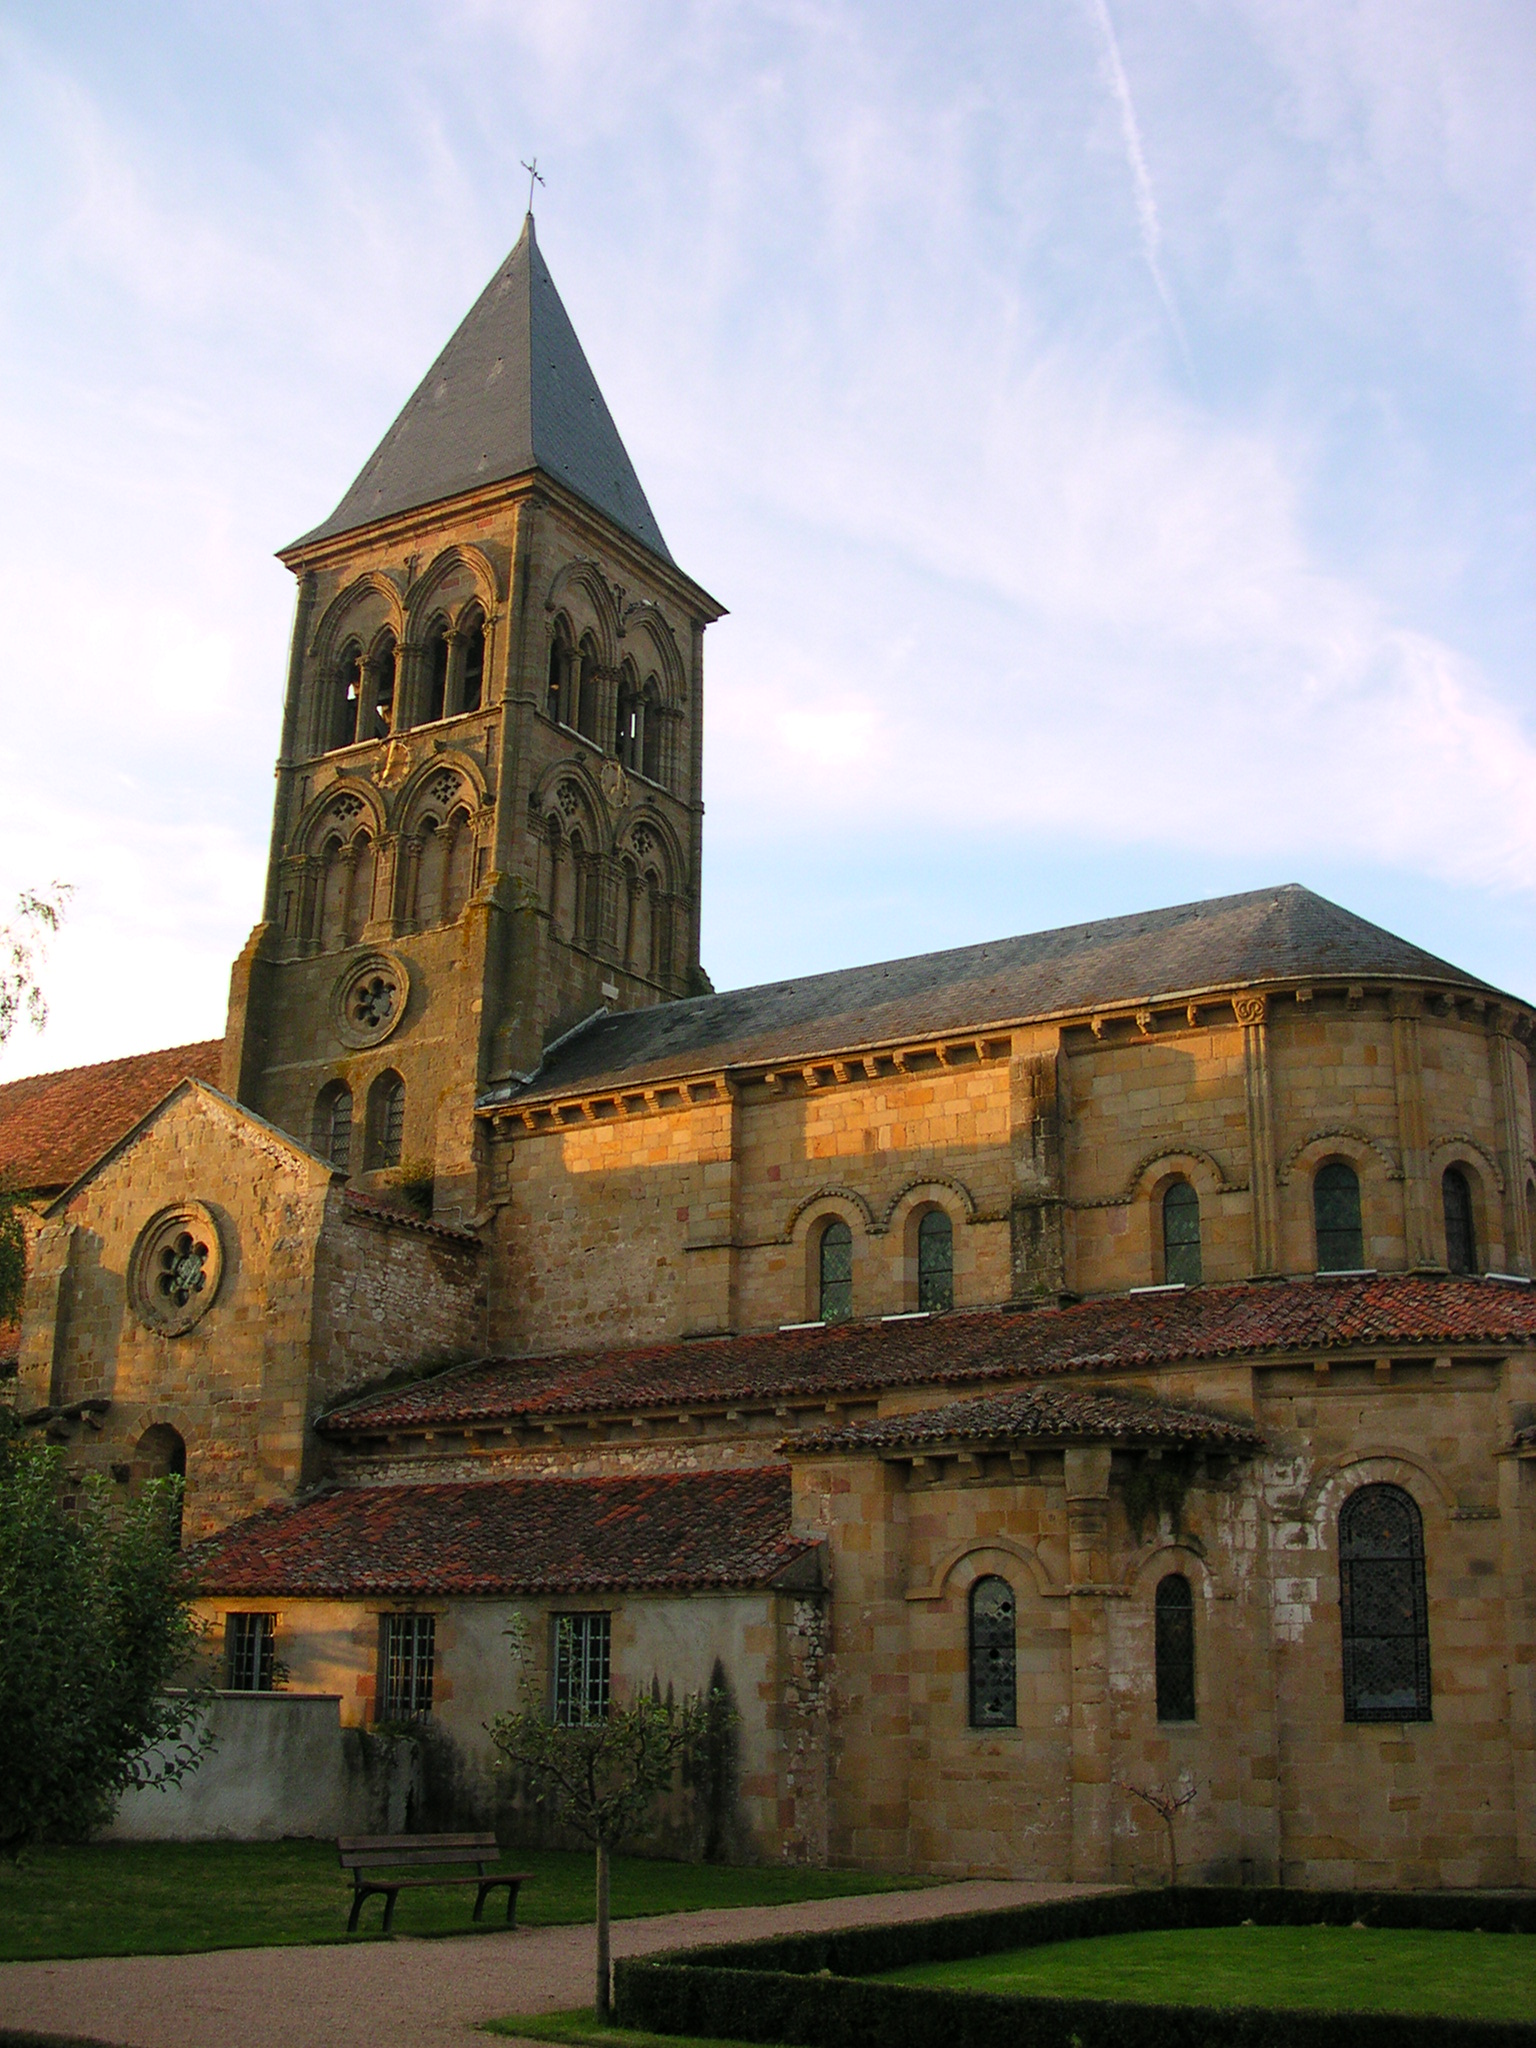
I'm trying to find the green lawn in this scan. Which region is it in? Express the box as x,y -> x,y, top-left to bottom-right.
0,1841 -> 928,1964
882,1924 -> 1536,2023
484,2012 -> 747,2048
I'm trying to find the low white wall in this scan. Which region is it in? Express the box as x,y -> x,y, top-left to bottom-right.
107,1692 -> 418,1841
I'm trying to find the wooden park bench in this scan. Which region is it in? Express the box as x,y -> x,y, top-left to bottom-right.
337,1832 -> 531,1932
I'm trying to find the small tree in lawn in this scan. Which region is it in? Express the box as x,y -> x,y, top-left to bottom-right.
0,1419 -> 213,1858
488,1617 -> 720,2020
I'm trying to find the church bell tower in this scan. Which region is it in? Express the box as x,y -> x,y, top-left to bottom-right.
222,216 -> 724,1219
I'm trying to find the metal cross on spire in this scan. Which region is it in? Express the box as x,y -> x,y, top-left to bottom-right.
521,157 -> 545,215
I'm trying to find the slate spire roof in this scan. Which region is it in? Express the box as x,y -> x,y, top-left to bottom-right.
291,215 -> 672,561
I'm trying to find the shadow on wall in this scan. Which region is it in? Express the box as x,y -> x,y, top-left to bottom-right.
106,1694 -> 420,1842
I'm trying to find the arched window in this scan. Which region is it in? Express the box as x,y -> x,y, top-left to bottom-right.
641,680 -> 663,784
1339,1483 -> 1431,1722
547,627 -> 571,725
367,1070 -> 406,1170
577,640 -> 601,742
1154,1573 -> 1196,1722
457,610 -> 485,715
1314,1160 -> 1364,1272
1442,1167 -> 1476,1275
361,640 -> 395,742
442,810 -> 474,922
422,624 -> 449,724
318,835 -> 348,951
332,642 -> 363,750
132,1424 -> 187,1547
346,832 -> 375,944
1162,1180 -> 1202,1285
818,1218 -> 853,1323
312,1082 -> 352,1171
917,1208 -> 953,1311
968,1575 -> 1016,1728
614,665 -> 639,767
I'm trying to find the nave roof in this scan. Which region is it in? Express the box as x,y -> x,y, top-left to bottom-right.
318,1273 -> 1536,1441
484,884 -> 1507,1111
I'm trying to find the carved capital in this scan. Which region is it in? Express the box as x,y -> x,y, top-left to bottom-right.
1233,993 -> 1268,1027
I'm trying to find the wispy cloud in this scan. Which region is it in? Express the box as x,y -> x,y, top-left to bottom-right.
1083,0 -> 1193,374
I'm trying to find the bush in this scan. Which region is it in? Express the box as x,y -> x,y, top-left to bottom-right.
0,1426 -> 211,1856
613,1888 -> 1536,2048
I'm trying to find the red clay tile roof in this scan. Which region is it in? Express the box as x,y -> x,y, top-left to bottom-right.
318,1275 -> 1536,1439
342,1188 -> 481,1245
0,1041 -> 225,1193
189,1468 -> 815,1597
786,1383 -> 1262,1455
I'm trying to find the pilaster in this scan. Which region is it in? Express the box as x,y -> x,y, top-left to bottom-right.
1238,995 -> 1280,1275
1009,1030 -> 1068,1298
1391,989 -> 1435,1268
1065,1443 -> 1113,1882
1487,1011 -> 1534,1275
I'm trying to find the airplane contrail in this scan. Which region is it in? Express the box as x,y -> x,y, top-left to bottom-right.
1085,0 -> 1194,375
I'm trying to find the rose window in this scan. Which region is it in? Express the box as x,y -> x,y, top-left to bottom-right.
129,1204 -> 224,1336
350,974 -> 397,1032
331,951 -> 410,1049
156,1231 -> 209,1309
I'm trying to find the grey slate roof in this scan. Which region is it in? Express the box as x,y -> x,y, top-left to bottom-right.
291,217 -> 671,560
483,884 -> 1507,1109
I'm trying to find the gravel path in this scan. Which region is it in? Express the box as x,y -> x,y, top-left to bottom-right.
0,1879 -> 1096,2048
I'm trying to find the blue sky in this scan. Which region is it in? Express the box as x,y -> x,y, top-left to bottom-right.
0,0 -> 1531,1079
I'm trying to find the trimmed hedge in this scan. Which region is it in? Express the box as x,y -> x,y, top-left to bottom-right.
613,1887 -> 1536,2048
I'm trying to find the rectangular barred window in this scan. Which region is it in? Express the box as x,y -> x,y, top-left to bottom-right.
379,1613 -> 436,1720
553,1612 -> 611,1725
225,1612 -> 276,1692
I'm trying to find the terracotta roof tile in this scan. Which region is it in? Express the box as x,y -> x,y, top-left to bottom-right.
342,1188 -> 481,1245
786,1382 -> 1262,1455
318,1275 -> 1536,1440
189,1467 -> 813,1597
0,1041 -> 224,1193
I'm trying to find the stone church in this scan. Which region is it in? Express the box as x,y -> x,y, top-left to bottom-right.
4,216 -> 1534,1890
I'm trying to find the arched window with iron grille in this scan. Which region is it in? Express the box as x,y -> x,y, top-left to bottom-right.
367,1070 -> 406,1171
1339,1483 -> 1431,1722
1314,1160 -> 1364,1271
312,1082 -> 352,1172
818,1218 -> 852,1323
968,1575 -> 1016,1728
1154,1572 -> 1196,1721
1442,1167 -> 1476,1275
1162,1180 -> 1202,1285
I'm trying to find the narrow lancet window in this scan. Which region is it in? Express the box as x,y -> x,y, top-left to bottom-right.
1314,1160 -> 1364,1271
458,612 -> 485,714
917,1208 -> 953,1311
819,1218 -> 852,1322
1442,1167 -> 1476,1275
1162,1180 -> 1202,1285
1155,1573 -> 1196,1721
968,1575 -> 1016,1728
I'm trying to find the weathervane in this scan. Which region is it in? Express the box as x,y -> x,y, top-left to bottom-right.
521,157 -> 545,214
